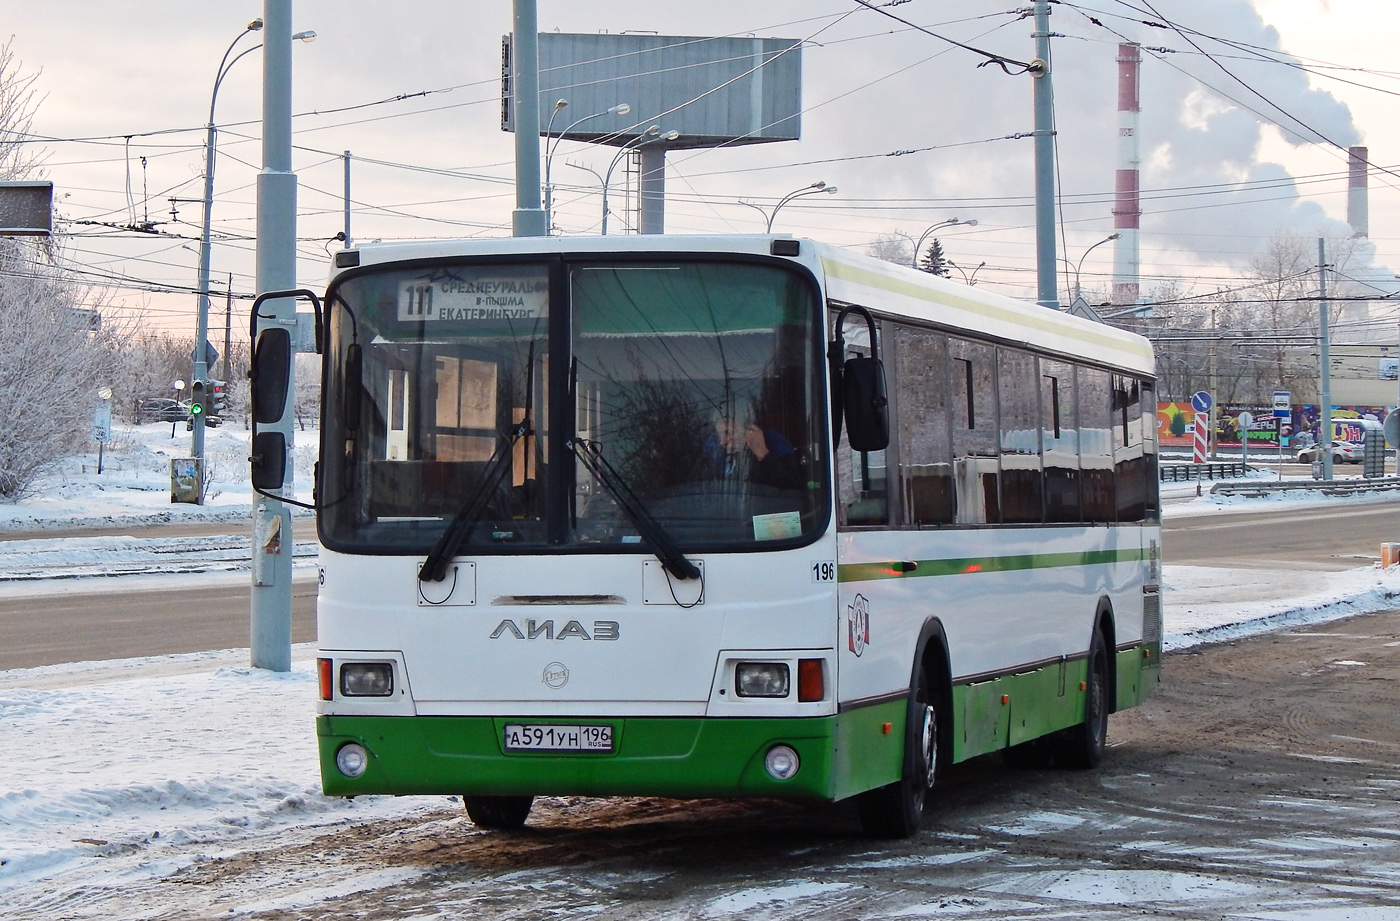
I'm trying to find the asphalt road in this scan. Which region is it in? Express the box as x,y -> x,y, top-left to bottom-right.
0,575 -> 319,671
0,499 -> 1393,670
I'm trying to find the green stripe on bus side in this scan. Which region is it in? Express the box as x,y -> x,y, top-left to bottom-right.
820,257 -> 1155,366
838,546 -> 1149,583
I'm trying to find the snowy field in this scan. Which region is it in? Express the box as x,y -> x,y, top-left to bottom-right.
2,423 -> 1400,914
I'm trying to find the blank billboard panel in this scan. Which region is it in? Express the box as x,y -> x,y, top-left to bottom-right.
505,33 -> 801,149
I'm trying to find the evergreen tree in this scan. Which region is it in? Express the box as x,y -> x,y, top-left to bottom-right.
918,239 -> 949,277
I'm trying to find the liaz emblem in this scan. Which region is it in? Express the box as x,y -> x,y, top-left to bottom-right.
847,593 -> 870,657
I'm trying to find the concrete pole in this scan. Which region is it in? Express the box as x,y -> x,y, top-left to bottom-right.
511,0 -> 547,236
1032,0 -> 1059,310
342,150 -> 353,247
1319,237 -> 1334,482
638,145 -> 666,234
251,0 -> 297,672
192,117 -> 215,479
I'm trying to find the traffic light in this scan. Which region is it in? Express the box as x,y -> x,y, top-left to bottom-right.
209,380 -> 226,419
190,380 -> 208,419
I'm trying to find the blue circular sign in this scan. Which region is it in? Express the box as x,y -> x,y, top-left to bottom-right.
1191,390 -> 1213,413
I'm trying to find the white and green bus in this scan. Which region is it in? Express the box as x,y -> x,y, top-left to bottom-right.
305,234 -> 1160,837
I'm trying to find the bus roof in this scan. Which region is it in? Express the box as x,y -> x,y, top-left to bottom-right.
332,235 -> 1155,377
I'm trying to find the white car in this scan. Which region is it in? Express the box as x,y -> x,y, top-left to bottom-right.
1297,440 -> 1362,464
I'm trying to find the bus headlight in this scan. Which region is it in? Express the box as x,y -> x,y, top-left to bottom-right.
736,662 -> 790,698
336,743 -> 369,778
764,745 -> 800,780
340,662 -> 394,697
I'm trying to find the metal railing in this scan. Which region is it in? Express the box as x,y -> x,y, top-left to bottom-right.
1160,461 -> 1251,482
1210,477 -> 1400,498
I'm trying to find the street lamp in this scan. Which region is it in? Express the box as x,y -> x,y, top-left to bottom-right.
1069,232 -> 1121,302
543,100 -> 630,234
907,218 -> 977,269
947,259 -> 985,286
600,126 -> 678,235
739,182 -> 839,233
191,20 -> 314,469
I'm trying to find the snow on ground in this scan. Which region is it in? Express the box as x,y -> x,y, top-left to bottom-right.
1,424 -> 1400,902
0,422 -> 315,532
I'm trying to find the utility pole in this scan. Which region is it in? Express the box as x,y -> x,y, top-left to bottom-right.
222,271 -> 233,383
342,151 -> 352,247
250,0 -> 298,672
1031,0 -> 1059,310
511,0 -> 547,237
1319,237 -> 1334,481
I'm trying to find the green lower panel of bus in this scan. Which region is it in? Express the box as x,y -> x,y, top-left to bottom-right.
318,700 -> 908,802
952,642 -> 1160,762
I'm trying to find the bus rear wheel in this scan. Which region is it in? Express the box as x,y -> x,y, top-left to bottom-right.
1057,630 -> 1109,769
858,664 -> 937,839
463,794 -> 534,830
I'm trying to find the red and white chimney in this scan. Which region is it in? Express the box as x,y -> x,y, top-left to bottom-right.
1112,43 -> 1141,306
1347,146 -> 1368,238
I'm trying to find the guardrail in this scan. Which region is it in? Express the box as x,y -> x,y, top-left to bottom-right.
1160,461 -> 1251,482
1210,477 -> 1400,498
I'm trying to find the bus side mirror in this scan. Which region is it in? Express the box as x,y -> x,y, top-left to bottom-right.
843,355 -> 889,452
343,342 -> 362,434
250,327 -> 292,425
250,431 -> 287,490
830,304 -> 889,452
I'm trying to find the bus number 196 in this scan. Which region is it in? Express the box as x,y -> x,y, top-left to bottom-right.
812,561 -> 836,583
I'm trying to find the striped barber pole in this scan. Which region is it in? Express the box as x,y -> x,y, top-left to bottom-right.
1193,412 -> 1208,463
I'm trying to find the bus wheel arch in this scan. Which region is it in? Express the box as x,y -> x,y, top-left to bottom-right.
1095,597 -> 1118,714
1057,603 -> 1114,769
857,618 -> 952,838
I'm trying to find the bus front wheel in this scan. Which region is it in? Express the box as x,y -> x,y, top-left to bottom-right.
858,663 -> 937,838
463,794 -> 535,830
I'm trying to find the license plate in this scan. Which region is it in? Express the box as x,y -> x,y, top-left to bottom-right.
503,723 -> 613,752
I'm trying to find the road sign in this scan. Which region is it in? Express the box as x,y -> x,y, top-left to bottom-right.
1272,391 -> 1290,418
1237,411 -> 1254,431
92,403 -> 112,444
1191,390 -> 1213,414
1385,412 -> 1400,449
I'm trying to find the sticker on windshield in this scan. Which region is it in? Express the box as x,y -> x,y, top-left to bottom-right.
752,511 -> 801,541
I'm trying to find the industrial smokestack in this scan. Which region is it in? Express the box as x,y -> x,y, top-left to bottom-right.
1347,146 -> 1368,238
1112,43 -> 1141,306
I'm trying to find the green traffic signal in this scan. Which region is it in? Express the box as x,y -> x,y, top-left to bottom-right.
191,380 -> 208,417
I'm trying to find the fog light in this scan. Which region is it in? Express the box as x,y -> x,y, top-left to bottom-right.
336,743 -> 368,778
340,662 -> 393,697
736,662 -> 790,698
764,744 -> 800,781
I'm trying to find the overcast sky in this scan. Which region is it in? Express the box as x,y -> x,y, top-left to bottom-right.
2,0 -> 1395,335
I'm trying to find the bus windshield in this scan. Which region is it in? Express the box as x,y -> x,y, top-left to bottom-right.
320,257 -> 828,555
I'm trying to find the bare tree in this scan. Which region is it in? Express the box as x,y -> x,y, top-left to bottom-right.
0,43 -> 125,500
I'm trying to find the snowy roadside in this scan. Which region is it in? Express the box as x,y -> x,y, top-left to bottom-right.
3,428 -> 1400,904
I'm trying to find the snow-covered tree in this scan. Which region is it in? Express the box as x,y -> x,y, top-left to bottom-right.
0,42 -> 125,500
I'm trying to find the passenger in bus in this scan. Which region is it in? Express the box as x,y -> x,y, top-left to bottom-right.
704,410 -> 803,490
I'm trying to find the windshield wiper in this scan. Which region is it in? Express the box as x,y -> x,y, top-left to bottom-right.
570,437 -> 701,581
418,343 -> 535,583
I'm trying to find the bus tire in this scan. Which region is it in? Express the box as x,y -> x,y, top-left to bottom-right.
1057,629 -> 1109,769
463,794 -> 534,829
858,662 -> 938,839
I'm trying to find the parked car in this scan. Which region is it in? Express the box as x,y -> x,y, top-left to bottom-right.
1297,440 -> 1362,464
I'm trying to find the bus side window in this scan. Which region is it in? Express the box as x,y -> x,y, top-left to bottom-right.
834,309 -> 887,526
998,348 -> 1043,524
1114,375 -> 1148,522
1080,369 -> 1116,522
1141,380 -> 1160,520
1042,359 -> 1082,522
895,326 -> 954,526
950,338 -> 998,524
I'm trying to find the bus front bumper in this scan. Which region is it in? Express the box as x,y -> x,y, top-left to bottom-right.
317,705 -> 906,802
